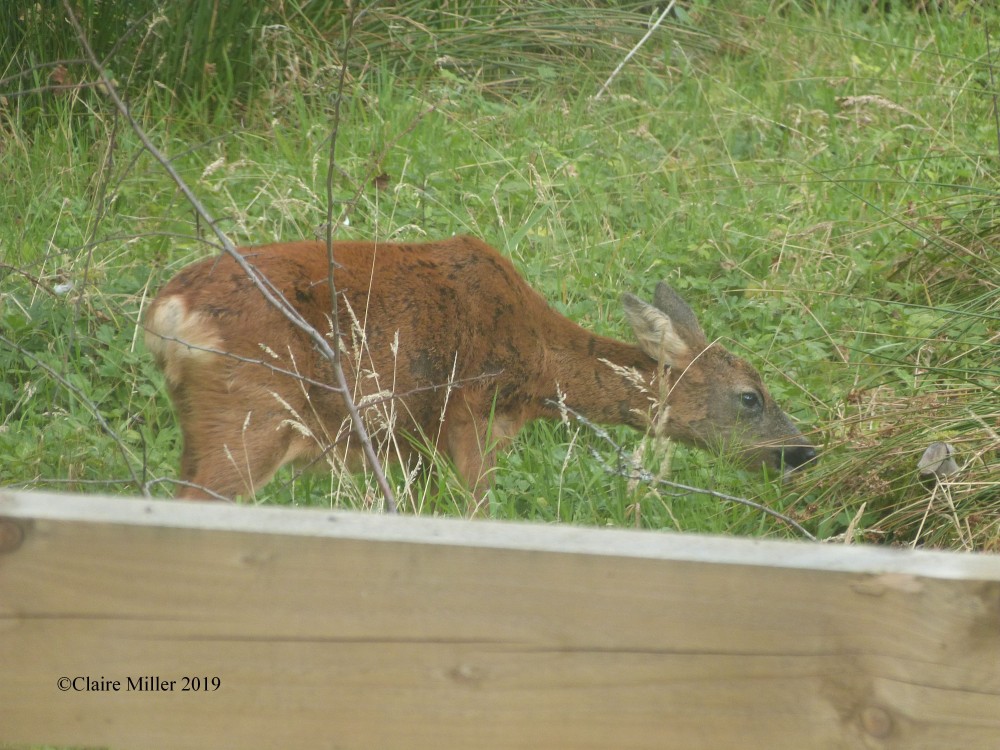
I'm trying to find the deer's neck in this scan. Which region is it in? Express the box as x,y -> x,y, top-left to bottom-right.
537,333 -> 663,430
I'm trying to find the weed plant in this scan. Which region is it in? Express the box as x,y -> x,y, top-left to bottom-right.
0,1 -> 997,548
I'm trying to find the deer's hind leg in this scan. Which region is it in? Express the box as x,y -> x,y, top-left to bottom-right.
168,369 -> 312,501
441,394 -> 525,516
173,415 -> 293,501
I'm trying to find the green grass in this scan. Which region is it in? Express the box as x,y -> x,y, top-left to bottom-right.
1,1 -> 997,549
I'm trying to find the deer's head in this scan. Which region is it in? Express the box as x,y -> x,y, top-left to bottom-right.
623,283 -> 816,474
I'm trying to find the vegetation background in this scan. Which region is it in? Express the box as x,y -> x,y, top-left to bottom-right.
1,0 -> 997,549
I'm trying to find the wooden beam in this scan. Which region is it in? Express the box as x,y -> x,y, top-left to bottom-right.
1,490 -> 999,749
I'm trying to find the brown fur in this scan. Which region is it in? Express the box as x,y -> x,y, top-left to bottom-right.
144,236 -> 815,508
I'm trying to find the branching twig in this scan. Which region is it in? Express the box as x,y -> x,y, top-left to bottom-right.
594,1 -> 676,101
557,404 -> 818,542
147,331 -> 499,408
61,0 -> 398,512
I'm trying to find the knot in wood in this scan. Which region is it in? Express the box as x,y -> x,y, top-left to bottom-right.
0,518 -> 25,554
860,705 -> 893,739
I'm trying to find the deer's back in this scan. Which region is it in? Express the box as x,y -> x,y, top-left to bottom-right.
146,236 -> 561,441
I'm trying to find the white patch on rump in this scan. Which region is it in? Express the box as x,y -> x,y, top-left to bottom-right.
143,295 -> 223,385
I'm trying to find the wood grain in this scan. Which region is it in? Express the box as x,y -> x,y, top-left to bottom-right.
1,491 -> 999,749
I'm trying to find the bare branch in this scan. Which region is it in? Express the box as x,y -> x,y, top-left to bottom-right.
146,332 -> 500,404
319,1 -> 397,513
61,0 -> 398,511
556,403 -> 818,542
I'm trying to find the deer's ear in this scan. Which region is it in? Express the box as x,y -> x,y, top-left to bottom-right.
622,293 -> 692,366
652,282 -> 708,350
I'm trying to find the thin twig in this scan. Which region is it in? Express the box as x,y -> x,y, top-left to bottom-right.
0,263 -> 61,298
16,476 -> 145,489
148,332 -> 499,407
0,59 -> 88,89
0,332 -> 146,495
594,1 -> 676,101
558,404 -> 818,542
320,1 -> 397,514
61,0 -> 398,511
145,478 -> 233,502
61,231 -> 225,257
2,82 -> 106,98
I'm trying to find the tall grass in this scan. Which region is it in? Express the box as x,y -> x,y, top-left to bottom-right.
2,1 -> 269,108
0,0 -> 997,548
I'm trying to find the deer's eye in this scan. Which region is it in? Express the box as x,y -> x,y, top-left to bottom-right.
740,391 -> 762,411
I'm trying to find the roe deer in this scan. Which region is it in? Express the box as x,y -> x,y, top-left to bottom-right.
144,235 -> 815,508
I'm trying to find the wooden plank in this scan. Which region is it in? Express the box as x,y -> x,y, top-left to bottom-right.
1,490 -> 999,750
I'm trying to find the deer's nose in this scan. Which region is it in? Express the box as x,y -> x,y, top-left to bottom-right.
782,444 -> 818,470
